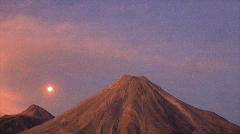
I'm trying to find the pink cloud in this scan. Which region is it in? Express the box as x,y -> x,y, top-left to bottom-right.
1,14 -> 237,76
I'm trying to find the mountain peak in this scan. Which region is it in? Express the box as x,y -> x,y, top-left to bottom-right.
20,104 -> 54,120
26,104 -> 41,110
21,76 -> 240,134
119,75 -> 147,80
0,104 -> 54,134
108,75 -> 150,90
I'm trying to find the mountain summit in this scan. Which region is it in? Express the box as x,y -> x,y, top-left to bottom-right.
20,104 -> 54,120
21,75 -> 240,134
0,104 -> 54,134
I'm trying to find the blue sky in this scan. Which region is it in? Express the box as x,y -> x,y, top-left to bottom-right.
0,0 -> 239,125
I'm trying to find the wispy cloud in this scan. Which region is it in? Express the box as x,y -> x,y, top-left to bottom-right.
1,15 -> 238,84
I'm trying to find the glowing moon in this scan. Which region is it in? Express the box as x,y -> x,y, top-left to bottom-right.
47,87 -> 53,92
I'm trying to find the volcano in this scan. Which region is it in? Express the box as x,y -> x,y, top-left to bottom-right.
0,104 -> 54,134
21,75 -> 240,134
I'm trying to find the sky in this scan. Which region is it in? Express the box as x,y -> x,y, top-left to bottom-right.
0,0 -> 239,125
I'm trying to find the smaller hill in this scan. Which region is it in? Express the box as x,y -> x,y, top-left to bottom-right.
0,104 -> 55,134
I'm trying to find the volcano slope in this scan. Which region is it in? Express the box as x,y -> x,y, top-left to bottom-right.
0,104 -> 54,134
21,75 -> 240,134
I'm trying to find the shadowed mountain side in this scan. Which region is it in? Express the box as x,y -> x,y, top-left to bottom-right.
21,75 -> 240,134
0,104 -> 54,134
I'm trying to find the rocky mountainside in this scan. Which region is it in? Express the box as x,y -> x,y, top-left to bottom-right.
0,104 -> 54,134
21,75 -> 240,134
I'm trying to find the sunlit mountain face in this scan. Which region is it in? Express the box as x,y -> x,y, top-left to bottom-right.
21,76 -> 240,134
